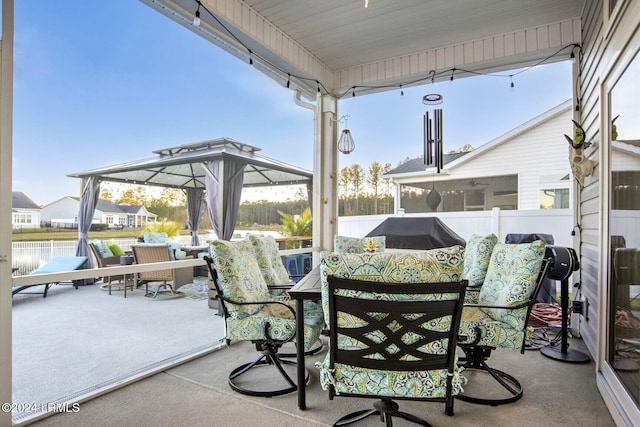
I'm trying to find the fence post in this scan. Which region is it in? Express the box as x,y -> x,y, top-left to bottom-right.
491,207 -> 501,239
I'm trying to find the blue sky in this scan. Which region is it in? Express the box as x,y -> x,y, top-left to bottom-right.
12,0 -> 572,206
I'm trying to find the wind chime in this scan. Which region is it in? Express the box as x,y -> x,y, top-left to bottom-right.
423,93 -> 444,211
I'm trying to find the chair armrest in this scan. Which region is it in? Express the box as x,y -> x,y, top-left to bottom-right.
217,295 -> 296,319
464,300 -> 535,311
101,255 -> 121,265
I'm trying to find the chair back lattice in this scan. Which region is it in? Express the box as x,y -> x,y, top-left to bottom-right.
327,276 -> 467,394
131,245 -> 174,281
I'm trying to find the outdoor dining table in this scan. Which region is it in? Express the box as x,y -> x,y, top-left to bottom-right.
287,265 -> 322,410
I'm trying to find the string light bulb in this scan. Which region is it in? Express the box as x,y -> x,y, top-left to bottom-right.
336,115 -> 355,154
193,2 -> 201,26
338,129 -> 355,154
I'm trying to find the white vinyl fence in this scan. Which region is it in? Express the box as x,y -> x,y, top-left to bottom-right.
12,239 -> 138,275
338,208 -> 575,248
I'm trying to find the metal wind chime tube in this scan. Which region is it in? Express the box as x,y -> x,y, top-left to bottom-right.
424,112 -> 432,165
422,93 -> 444,211
434,108 -> 443,173
423,109 -> 443,172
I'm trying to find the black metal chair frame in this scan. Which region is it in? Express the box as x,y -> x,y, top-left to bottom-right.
204,256 -> 309,397
456,256 -> 552,406
326,275 -> 467,427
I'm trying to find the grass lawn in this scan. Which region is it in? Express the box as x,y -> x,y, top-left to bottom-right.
10,229 -> 194,242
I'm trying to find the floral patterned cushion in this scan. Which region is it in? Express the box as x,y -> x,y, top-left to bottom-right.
209,239 -> 270,316
209,239 -> 323,351
334,235 -> 386,254
477,240 -> 546,330
463,234 -> 498,287
317,247 -> 466,399
247,234 -> 291,285
226,300 -> 324,351
459,306 -> 534,349
319,246 -> 464,326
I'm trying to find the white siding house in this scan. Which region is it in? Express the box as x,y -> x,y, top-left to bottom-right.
11,192 -> 41,229
385,100 -> 573,213
40,197 -> 157,228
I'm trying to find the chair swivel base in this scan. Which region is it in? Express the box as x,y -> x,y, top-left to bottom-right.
455,360 -> 523,406
228,351 -> 309,397
333,398 -> 432,427
456,346 -> 523,406
279,338 -> 325,358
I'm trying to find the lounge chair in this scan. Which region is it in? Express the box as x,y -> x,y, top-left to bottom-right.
12,256 -> 88,298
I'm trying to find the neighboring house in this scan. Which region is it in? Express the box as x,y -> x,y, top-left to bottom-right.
11,192 -> 41,229
40,197 -> 157,228
385,100 -> 573,213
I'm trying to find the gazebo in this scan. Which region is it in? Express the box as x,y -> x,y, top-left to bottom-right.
68,138 -> 312,266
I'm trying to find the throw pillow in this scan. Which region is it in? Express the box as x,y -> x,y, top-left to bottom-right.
463,234 -> 498,287
92,239 -> 113,258
334,235 -> 386,254
106,242 -> 125,256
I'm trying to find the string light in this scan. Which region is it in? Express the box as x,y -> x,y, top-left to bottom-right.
189,1 -> 580,100
193,1 -> 201,26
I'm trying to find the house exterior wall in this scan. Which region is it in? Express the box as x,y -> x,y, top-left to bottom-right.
40,197 -> 79,224
11,209 -> 40,229
453,111 -> 572,210
578,0 -> 640,424
391,104 -> 573,212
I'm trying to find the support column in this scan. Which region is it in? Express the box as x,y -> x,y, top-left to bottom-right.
0,1 -> 15,425
312,94 -> 339,257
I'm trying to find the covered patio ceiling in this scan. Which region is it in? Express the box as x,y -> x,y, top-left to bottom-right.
141,0 -> 584,99
67,138 -> 312,190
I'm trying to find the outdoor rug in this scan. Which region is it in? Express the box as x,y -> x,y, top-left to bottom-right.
176,281 -> 209,300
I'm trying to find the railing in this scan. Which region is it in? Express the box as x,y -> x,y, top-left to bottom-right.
11,239 -> 138,275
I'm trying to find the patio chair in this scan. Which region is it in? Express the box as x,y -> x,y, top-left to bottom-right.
89,242 -> 132,297
457,240 -> 552,405
131,245 -> 193,298
318,248 -> 467,425
12,256 -> 88,298
204,239 -> 324,397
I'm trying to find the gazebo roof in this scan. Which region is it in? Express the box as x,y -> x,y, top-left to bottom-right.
68,138 -> 312,190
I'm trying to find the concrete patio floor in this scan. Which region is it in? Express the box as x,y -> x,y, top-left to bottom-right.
11,279 -> 617,426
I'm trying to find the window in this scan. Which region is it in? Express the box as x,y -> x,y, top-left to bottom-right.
13,213 -> 32,224
540,189 -> 570,209
105,216 -> 114,224
400,175 -> 517,213
539,174 -> 571,209
608,47 -> 640,408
